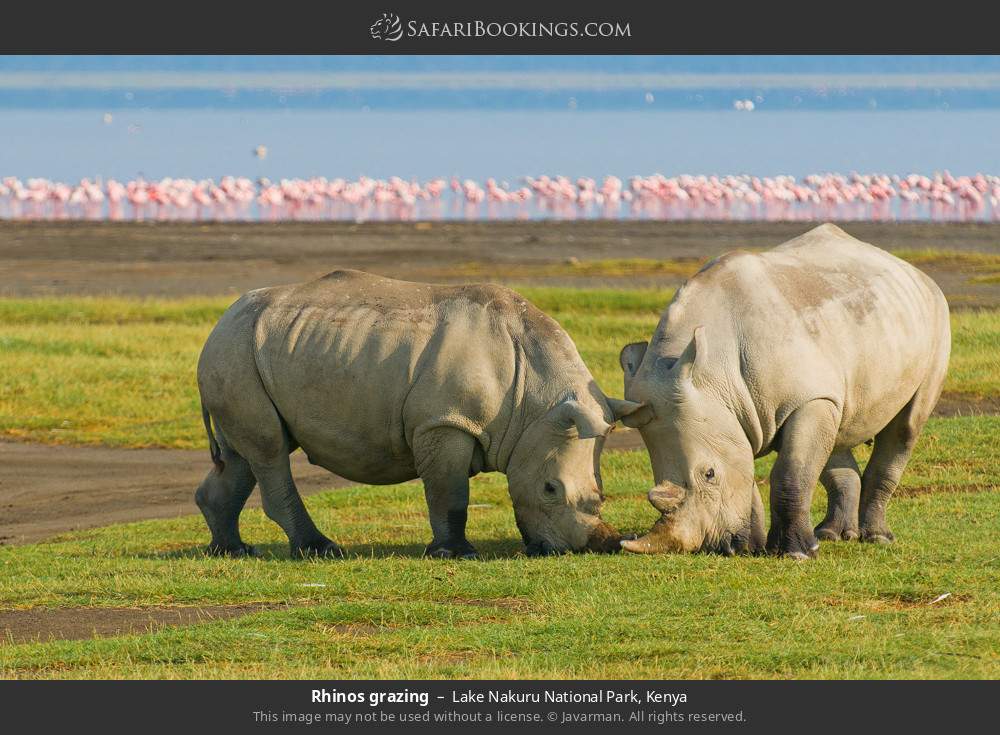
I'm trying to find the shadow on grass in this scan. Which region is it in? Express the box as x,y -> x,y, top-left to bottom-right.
143,537 -> 527,562
343,538 -> 525,560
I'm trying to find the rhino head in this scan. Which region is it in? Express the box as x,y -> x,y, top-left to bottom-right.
506,394 -> 643,556
617,328 -> 766,555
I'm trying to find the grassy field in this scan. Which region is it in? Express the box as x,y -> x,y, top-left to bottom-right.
451,249 -> 1000,285
0,423 -> 998,679
1,289 -> 998,679
1,288 -> 998,448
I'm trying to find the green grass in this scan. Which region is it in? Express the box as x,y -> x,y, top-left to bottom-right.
1,290 -> 997,448
0,291 -> 997,678
443,250 -> 1000,284
891,248 -> 1000,272
1,416 -> 998,679
892,249 -> 1000,284
971,274 -> 1000,285
448,258 -> 703,279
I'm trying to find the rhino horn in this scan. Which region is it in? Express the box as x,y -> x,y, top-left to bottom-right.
647,483 -> 685,513
620,524 -> 678,554
620,483 -> 688,554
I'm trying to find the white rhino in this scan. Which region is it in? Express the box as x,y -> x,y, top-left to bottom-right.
619,224 -> 951,559
196,270 -> 640,559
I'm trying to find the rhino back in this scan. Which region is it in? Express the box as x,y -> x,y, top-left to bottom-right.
245,271 -> 590,480
653,224 -> 950,449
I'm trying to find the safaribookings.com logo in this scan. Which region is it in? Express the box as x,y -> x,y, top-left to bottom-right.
370,13 -> 631,42
370,13 -> 404,41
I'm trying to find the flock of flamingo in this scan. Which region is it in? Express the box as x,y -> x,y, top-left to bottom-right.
1,172 -> 999,222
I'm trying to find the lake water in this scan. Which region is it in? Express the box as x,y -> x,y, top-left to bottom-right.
2,109 -> 1000,183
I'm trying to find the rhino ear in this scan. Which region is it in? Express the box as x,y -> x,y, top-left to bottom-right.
606,397 -> 652,429
620,341 -> 649,398
675,326 -> 709,381
619,342 -> 648,379
607,397 -> 644,421
555,399 -> 613,439
621,404 -> 654,429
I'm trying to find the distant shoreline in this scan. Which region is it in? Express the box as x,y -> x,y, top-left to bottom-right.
4,71 -> 1000,91
4,71 -> 1000,111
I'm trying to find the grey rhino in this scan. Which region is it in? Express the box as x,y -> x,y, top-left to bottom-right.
618,224 -> 951,559
196,270 -> 641,559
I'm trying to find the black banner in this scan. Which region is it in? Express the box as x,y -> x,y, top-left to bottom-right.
1,2 -> 999,54
0,680 -> 994,732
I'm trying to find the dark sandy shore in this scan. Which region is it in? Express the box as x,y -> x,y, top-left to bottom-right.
1,220 -> 998,304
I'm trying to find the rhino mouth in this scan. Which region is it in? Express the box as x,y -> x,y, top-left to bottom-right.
584,520 -> 624,553
523,520 -> 623,556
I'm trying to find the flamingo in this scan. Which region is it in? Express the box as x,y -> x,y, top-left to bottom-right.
0,172 -> 999,223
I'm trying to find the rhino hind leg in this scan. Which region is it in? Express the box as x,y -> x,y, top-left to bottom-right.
766,399 -> 840,559
815,450 -> 861,542
195,433 -> 258,557
859,390 -> 933,545
211,397 -> 342,558
859,329 -> 948,544
413,427 -> 479,560
251,455 -> 345,559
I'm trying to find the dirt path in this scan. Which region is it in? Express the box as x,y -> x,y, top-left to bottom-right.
0,603 -> 289,645
0,431 -> 643,547
0,443 -> 352,546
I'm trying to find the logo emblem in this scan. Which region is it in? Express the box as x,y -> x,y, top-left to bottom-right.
370,12 -> 403,41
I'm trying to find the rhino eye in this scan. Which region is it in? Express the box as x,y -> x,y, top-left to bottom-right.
544,482 -> 558,495
704,468 -> 716,482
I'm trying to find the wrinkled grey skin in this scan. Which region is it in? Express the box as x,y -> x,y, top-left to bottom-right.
196,269 -> 641,559
620,224 -> 951,559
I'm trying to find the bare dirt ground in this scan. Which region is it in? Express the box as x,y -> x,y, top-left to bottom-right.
1,220 -> 997,550
0,442 -> 353,546
0,603 -> 289,645
0,431 -> 643,547
1,220 -> 999,304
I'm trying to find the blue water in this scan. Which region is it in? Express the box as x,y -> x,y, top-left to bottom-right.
3,55 -> 1000,181
1,109 -> 999,183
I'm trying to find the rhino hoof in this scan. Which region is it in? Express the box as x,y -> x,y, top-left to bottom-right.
815,524 -> 860,542
524,540 -> 563,557
292,540 -> 346,559
425,541 -> 478,560
860,529 -> 895,545
207,542 -> 257,558
784,550 -> 814,561
766,529 -> 819,559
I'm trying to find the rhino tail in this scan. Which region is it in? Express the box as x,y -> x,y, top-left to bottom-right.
202,404 -> 225,474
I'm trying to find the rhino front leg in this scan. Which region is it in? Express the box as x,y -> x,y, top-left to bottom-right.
413,427 -> 479,560
815,450 -> 861,541
766,399 -> 840,559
